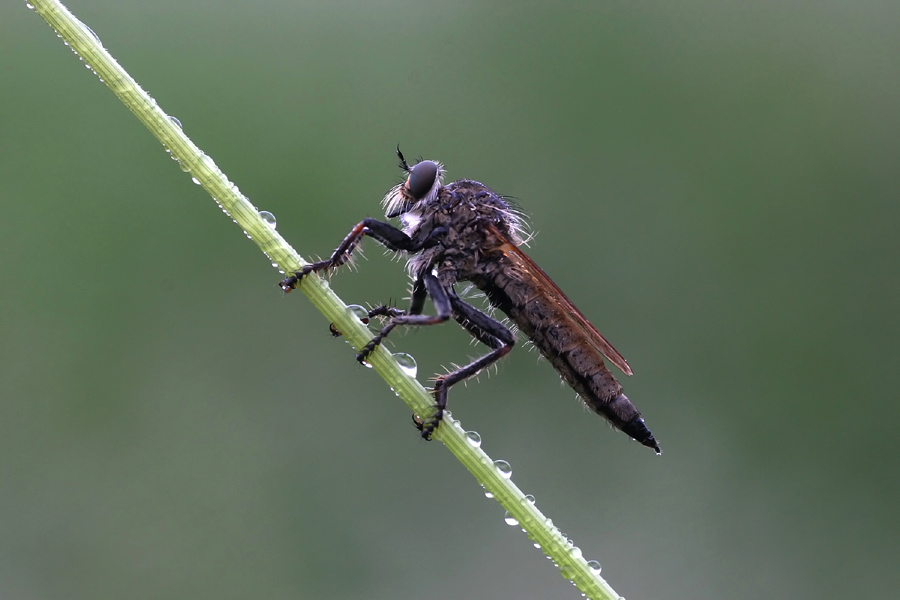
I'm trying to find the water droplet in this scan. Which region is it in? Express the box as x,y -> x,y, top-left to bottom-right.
586,560 -> 602,574
503,512 -> 519,526
493,459 -> 512,479
465,431 -> 481,447
168,115 -> 183,129
392,353 -> 417,377
191,176 -> 201,185
271,262 -> 279,268
200,153 -> 217,171
533,542 -> 541,549
524,494 -> 535,505
347,304 -> 370,321
443,410 -> 458,426
25,2 -> 34,9
484,491 -> 494,499
83,24 -> 101,44
259,210 -> 277,229
559,565 -> 576,580
571,546 -> 583,560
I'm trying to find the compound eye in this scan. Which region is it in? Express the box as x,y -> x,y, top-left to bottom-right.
406,160 -> 439,200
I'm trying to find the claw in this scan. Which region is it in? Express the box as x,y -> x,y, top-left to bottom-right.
279,271 -> 304,293
279,277 -> 297,293
411,411 -> 441,440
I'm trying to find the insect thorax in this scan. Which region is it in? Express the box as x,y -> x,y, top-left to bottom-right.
400,179 -> 525,284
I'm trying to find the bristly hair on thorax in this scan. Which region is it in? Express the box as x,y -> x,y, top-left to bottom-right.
381,158 -> 530,246
381,156 -> 532,282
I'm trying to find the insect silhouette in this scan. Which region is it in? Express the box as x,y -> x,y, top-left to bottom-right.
280,149 -> 660,454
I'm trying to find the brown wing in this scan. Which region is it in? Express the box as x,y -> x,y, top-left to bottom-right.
489,225 -> 633,376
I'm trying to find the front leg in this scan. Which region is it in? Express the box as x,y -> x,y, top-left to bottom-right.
279,219 -> 415,292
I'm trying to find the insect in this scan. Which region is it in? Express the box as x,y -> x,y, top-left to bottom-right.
281,149 -> 660,454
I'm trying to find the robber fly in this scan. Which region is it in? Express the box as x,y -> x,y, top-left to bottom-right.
280,149 -> 660,454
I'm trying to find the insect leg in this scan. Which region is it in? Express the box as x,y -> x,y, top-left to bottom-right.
279,219 -> 415,292
328,305 -> 406,338
356,273 -> 451,364
364,276 -> 428,323
329,278 -> 426,337
406,276 -> 429,316
416,293 -> 516,440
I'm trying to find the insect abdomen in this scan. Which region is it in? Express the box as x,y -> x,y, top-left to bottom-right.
475,266 -> 660,452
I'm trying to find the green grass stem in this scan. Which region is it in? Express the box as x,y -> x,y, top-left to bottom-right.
29,1 -> 625,597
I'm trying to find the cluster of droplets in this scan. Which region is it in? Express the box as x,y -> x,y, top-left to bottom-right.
29,0 -> 286,278
36,6 -> 110,85
29,2 -> 295,282
211,195 -> 232,219
470,453 -> 608,596
161,114 -> 190,176
264,251 -> 285,274
162,130 -> 275,252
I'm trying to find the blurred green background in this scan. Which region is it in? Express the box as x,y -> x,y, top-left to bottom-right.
3,1 -> 898,598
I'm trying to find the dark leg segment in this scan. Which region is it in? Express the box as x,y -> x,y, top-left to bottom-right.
359,276 -> 428,326
335,277 -> 427,336
416,292 -> 516,439
329,305 -> 406,338
279,219 -> 415,292
356,274 -> 451,364
406,277 -> 429,317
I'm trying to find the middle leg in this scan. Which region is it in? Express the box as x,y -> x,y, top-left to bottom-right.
355,273 -> 450,364
416,292 -> 516,439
